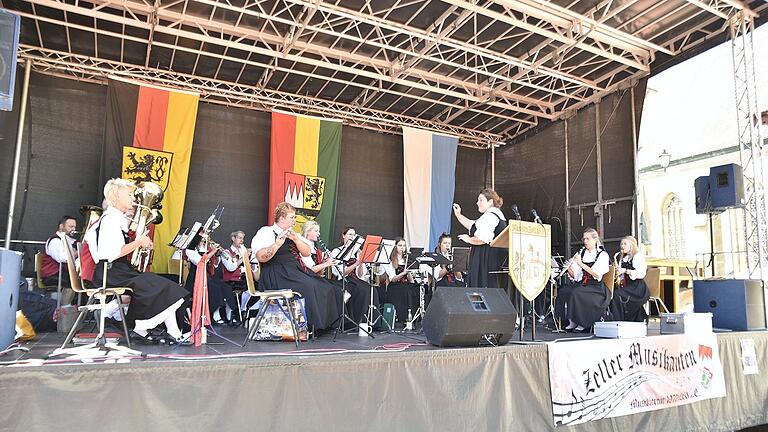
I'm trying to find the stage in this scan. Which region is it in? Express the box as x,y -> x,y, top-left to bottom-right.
1,320 -> 767,432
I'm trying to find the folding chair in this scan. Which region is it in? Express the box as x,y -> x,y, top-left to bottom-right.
35,252 -> 65,312
240,248 -> 301,348
644,267 -> 669,316
47,233 -> 139,358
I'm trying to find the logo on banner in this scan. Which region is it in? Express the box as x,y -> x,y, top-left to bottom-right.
284,172 -> 325,225
121,147 -> 174,191
507,220 -> 551,301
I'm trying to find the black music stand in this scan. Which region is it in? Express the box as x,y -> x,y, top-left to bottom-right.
330,235 -> 366,339
405,250 -> 451,331
359,236 -> 395,337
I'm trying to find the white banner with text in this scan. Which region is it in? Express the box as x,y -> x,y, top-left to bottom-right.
548,333 -> 726,426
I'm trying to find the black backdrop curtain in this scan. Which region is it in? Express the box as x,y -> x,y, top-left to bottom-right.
0,71 -> 643,275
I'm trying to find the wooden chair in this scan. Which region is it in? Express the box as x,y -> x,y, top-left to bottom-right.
48,233 -> 139,358
167,257 -> 188,286
241,248 -> 301,348
644,267 -> 668,316
602,265 -> 617,296
35,251 -> 64,311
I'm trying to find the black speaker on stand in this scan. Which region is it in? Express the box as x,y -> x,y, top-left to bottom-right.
422,287 -> 517,347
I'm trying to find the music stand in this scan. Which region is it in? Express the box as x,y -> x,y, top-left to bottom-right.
169,227 -> 192,286
330,235 -> 366,339
405,250 -> 450,331
451,247 -> 470,274
359,235 -> 394,337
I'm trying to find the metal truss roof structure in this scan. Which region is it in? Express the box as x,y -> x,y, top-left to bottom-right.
2,0 -> 764,147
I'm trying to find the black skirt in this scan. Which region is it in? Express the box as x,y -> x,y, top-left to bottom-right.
555,280 -> 611,328
467,244 -> 502,288
261,259 -> 342,330
94,260 -> 188,326
383,281 -> 419,322
333,276 -> 380,324
610,278 -> 650,322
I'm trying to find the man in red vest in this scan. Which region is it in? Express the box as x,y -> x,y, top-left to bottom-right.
39,215 -> 78,297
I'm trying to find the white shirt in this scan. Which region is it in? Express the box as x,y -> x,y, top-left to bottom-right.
620,253 -> 647,281
84,206 -> 130,263
298,236 -> 317,269
251,224 -> 282,255
568,248 -> 610,282
46,234 -> 77,263
472,207 -> 506,244
221,244 -> 247,272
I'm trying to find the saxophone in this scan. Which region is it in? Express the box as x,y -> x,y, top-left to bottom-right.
129,181 -> 164,272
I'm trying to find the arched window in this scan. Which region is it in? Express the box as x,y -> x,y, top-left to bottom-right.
662,194 -> 685,258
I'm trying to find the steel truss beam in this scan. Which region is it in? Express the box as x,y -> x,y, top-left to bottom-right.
729,13 -> 767,281
18,45 -> 502,148
4,0 -> 761,145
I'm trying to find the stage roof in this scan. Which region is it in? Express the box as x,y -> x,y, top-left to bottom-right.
2,0 -> 765,147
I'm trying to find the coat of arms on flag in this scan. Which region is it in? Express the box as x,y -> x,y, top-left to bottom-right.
122,147 -> 174,191
269,111 -> 342,238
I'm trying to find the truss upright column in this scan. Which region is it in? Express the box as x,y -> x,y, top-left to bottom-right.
730,13 -> 767,287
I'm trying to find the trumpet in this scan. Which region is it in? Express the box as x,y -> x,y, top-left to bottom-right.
129,181 -> 164,272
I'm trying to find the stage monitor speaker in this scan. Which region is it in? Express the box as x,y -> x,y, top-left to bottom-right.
693,279 -> 766,331
0,249 -> 22,350
423,287 -> 517,347
709,164 -> 744,210
694,175 -> 712,215
0,10 -> 20,112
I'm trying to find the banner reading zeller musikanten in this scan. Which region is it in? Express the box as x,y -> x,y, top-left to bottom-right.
548,333 -> 726,426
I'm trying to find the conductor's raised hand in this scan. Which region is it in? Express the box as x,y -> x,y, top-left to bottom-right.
452,203 -> 461,216
457,234 -> 470,243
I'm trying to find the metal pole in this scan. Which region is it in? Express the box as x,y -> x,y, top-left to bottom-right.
630,86 -> 640,240
491,143 -> 495,190
595,101 -> 604,236
4,59 -> 32,250
564,119 -> 571,257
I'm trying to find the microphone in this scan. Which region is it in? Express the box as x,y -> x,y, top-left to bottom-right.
530,208 -> 543,224
511,204 -> 521,220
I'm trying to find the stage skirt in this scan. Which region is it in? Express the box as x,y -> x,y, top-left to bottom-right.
94,260 -> 188,326
555,280 -> 611,328
261,258 -> 342,330
609,278 -> 650,322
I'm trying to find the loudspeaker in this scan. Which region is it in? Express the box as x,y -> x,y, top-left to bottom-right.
693,279 -> 766,331
694,175 -> 712,214
0,249 -> 22,350
709,163 -> 744,210
422,287 -> 517,347
0,10 -> 20,112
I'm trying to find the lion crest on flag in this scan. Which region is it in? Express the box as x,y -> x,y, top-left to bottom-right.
121,146 -> 174,191
284,172 -> 325,224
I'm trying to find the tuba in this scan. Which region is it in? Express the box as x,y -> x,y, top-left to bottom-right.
129,181 -> 164,272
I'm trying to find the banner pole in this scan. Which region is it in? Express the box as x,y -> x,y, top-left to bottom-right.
5,59 -> 32,249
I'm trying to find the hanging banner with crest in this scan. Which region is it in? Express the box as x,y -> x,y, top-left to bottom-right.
102,76 -> 199,273
268,111 -> 342,239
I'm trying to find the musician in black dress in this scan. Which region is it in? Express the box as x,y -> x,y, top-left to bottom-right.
330,227 -> 382,324
452,189 -> 506,288
555,228 -> 612,332
432,233 -> 465,287
609,236 -> 650,322
382,237 -> 419,323
84,178 -> 188,344
251,202 -> 341,330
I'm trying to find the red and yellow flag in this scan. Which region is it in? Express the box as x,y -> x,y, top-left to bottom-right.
103,77 -> 199,273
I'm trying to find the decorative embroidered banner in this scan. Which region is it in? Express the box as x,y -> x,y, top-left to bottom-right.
548,333 -> 726,426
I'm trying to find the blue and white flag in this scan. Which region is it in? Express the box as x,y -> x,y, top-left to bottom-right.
402,126 -> 459,250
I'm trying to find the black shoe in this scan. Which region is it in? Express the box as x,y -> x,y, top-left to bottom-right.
104,317 -> 123,331
130,331 -> 160,345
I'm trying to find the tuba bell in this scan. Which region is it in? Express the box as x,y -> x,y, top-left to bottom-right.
129,181 -> 164,272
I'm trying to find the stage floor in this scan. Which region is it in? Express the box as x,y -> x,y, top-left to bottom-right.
5,317 -> 665,365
